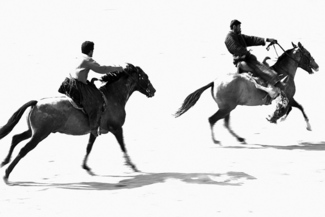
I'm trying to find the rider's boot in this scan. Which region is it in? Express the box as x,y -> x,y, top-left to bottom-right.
88,107 -> 103,137
266,91 -> 290,124
237,66 -> 243,74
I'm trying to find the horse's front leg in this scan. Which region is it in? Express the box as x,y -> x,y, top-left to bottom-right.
281,98 -> 311,131
82,134 -> 97,175
112,127 -> 140,172
291,98 -> 312,131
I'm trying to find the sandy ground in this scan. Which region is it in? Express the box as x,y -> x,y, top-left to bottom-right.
1,0 -> 325,216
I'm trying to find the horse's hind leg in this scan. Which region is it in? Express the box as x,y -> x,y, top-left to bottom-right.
208,108 -> 233,144
112,127 -> 139,172
224,114 -> 246,143
82,134 -> 97,175
1,129 -> 32,167
4,132 -> 50,183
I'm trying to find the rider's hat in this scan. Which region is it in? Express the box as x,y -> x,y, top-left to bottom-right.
230,19 -> 241,28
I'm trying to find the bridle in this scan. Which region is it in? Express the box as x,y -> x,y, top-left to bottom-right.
136,70 -> 152,95
126,66 -> 152,95
268,42 -> 314,72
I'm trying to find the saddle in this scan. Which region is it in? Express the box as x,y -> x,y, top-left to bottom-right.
244,72 -> 273,105
65,92 -> 108,114
67,97 -> 86,113
58,77 -> 108,113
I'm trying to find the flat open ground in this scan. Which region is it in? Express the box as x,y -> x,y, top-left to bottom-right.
1,1 -> 325,216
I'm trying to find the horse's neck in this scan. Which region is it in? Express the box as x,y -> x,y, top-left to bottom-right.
102,76 -> 136,105
273,51 -> 299,79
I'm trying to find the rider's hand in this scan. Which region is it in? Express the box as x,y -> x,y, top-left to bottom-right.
266,38 -> 277,44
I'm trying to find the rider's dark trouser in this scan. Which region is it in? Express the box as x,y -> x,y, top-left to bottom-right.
235,54 -> 289,123
245,54 -> 280,86
58,77 -> 104,136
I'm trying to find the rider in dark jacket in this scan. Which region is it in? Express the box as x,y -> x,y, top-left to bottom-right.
225,20 -> 289,123
225,19 -> 284,87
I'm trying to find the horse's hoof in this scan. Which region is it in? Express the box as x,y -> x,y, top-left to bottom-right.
82,165 -> 95,176
132,167 -> 141,173
1,159 -> 9,168
238,138 -> 246,144
87,170 -> 96,176
126,163 -> 140,173
3,176 -> 9,185
306,123 -> 312,131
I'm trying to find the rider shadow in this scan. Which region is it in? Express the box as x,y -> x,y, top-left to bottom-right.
222,141 -> 325,151
10,171 -> 256,190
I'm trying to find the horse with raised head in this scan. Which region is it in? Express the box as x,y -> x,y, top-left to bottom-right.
0,63 -> 156,183
175,42 -> 319,144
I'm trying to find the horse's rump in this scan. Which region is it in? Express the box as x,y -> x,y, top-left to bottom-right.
214,73 -> 270,107
30,97 -> 90,135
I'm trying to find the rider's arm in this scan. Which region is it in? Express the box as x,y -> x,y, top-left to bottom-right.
242,34 -> 266,47
87,59 -> 123,74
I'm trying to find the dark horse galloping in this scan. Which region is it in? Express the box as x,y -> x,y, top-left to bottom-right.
175,42 -> 319,144
0,64 -> 156,183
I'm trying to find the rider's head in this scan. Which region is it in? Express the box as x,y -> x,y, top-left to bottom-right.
230,19 -> 241,34
81,41 -> 94,57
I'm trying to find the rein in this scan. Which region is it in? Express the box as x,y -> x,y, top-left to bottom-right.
272,42 -> 312,70
102,67 -> 150,94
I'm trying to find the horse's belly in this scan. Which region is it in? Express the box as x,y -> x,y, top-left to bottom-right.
238,90 -> 268,106
59,113 -> 90,135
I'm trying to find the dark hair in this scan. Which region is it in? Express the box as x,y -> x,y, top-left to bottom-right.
81,41 -> 94,54
230,19 -> 241,30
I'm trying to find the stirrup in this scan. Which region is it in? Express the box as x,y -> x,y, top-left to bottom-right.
280,75 -> 288,83
97,126 -> 102,136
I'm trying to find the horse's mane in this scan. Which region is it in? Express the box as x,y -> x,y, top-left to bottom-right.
98,64 -> 137,87
274,48 -> 295,65
270,48 -> 295,73
99,63 -> 139,89
100,70 -> 128,85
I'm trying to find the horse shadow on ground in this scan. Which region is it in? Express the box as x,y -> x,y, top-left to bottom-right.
221,141 -> 325,151
9,171 -> 256,190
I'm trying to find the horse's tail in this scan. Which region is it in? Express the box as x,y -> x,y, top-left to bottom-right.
0,100 -> 38,139
174,82 -> 214,117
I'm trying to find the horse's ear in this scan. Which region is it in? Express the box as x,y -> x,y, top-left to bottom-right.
126,63 -> 135,69
298,42 -> 303,49
292,42 -> 297,48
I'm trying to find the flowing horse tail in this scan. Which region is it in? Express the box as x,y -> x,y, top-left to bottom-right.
175,82 -> 214,117
0,100 -> 38,140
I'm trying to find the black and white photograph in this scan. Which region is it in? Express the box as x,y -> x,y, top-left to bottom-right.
0,0 -> 324,216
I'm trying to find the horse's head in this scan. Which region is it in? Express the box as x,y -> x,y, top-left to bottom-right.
125,63 -> 156,97
292,42 -> 319,74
